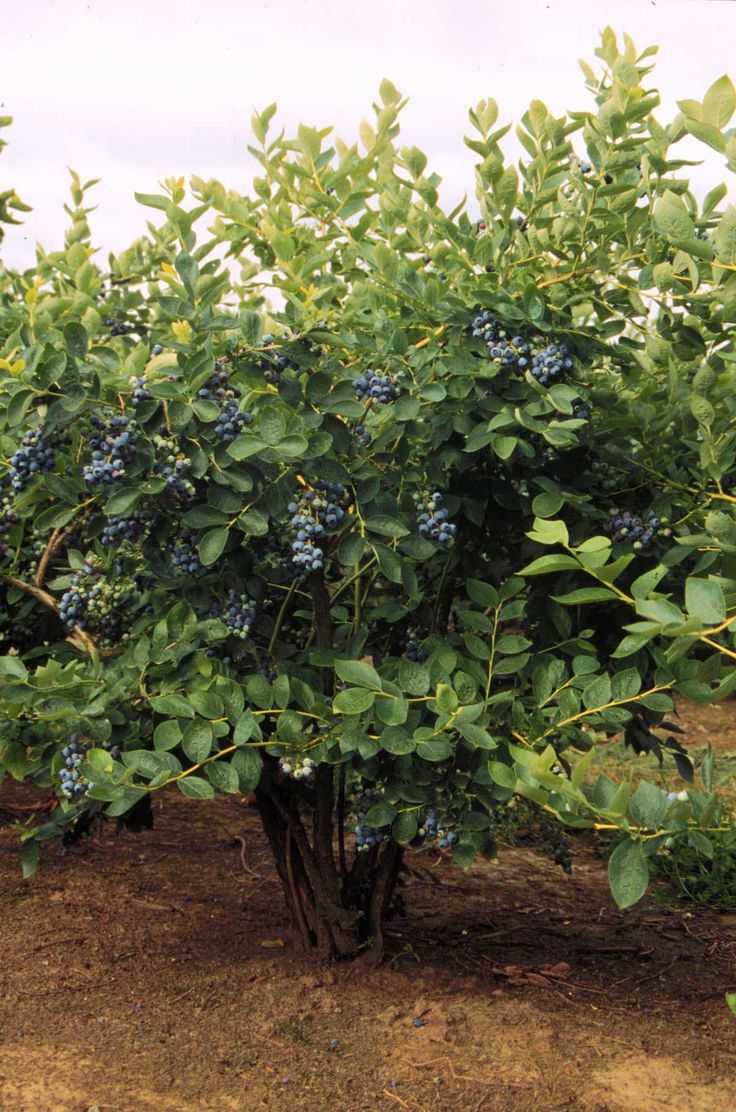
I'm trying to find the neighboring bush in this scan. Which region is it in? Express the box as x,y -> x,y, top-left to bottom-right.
657,822 -> 736,910
1,30 -> 736,959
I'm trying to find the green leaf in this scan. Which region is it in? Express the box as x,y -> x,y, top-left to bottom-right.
379,727 -> 415,755
435,683 -> 459,715
233,710 -> 257,745
178,775 -> 216,799
188,690 -> 224,719
364,515 -> 410,539
608,840 -> 649,909
134,191 -> 169,211
153,720 -> 182,751
519,554 -> 580,576
20,839 -> 39,879
227,435 -> 264,460
726,993 -> 736,1017
495,634 -> 532,654
231,747 -> 262,792
452,842 -> 477,869
175,251 -> 199,298
364,801 -> 396,828
374,543 -> 403,583
0,656 -> 28,679
532,492 -> 564,518
630,781 -> 669,829
525,518 -> 569,546
702,743 -> 714,792
690,394 -> 715,429
335,659 -> 382,691
466,579 -> 499,608
104,487 -> 141,516
167,601 -> 197,642
206,760 -> 240,793
392,811 -> 418,843
149,694 -> 195,718
181,718 -> 214,763
582,673 -> 611,710
702,75 -> 736,127
715,208 -> 736,265
397,661 -> 430,697
457,723 -> 497,750
198,527 -> 229,566
332,687 -> 375,715
417,737 -> 453,761
685,578 -> 726,625
491,435 -> 517,460
688,830 -> 714,859
489,761 -> 516,788
63,321 -> 88,359
551,588 -> 618,605
653,190 -> 695,243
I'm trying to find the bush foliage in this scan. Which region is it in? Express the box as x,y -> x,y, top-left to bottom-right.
1,30 -> 736,958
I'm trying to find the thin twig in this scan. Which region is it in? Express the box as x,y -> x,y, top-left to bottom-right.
402,1056 -> 531,1090
233,834 -> 262,878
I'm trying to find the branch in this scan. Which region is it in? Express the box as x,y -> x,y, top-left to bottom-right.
34,525 -> 78,588
306,570 -> 343,904
3,573 -> 99,658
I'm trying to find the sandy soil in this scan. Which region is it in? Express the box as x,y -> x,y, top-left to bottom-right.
1,697 -> 735,1112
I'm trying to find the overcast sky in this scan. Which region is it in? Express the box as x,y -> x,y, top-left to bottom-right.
2,0 -> 735,269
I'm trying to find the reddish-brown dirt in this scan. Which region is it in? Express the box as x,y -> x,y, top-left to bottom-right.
1,698 -> 735,1112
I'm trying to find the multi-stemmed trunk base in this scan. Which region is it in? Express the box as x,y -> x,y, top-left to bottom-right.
256,782 -> 403,962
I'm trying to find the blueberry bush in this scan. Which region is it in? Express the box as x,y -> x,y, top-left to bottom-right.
2,31 -> 736,959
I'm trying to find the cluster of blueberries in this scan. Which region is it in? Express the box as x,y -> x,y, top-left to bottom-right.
104,318 -> 136,336
415,492 -> 457,546
470,309 -> 501,345
417,809 -> 458,849
83,414 -> 135,487
287,481 -> 349,574
59,558 -> 100,630
0,491 -> 18,556
59,557 -> 133,643
471,311 -> 576,386
353,368 -> 400,404
604,509 -> 671,551
347,786 -> 391,853
530,343 -> 574,386
572,398 -> 592,422
170,531 -> 205,577
278,754 -> 316,780
211,591 -> 255,639
86,568 -> 136,643
355,815 -> 389,852
471,311 -> 531,372
587,459 -> 617,492
131,376 -> 152,407
198,365 -> 235,403
100,508 -> 151,547
197,365 -> 254,443
59,735 -> 92,800
259,334 -> 299,385
8,430 -> 56,492
215,399 -> 253,443
354,425 -> 371,447
403,639 -> 428,663
151,434 -> 195,501
578,162 -> 613,184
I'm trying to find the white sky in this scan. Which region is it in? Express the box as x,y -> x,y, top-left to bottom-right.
2,0 -> 735,269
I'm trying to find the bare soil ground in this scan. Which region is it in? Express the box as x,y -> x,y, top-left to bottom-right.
1,698 -> 735,1112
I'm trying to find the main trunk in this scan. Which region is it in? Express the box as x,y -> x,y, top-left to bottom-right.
255,781 -> 404,961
